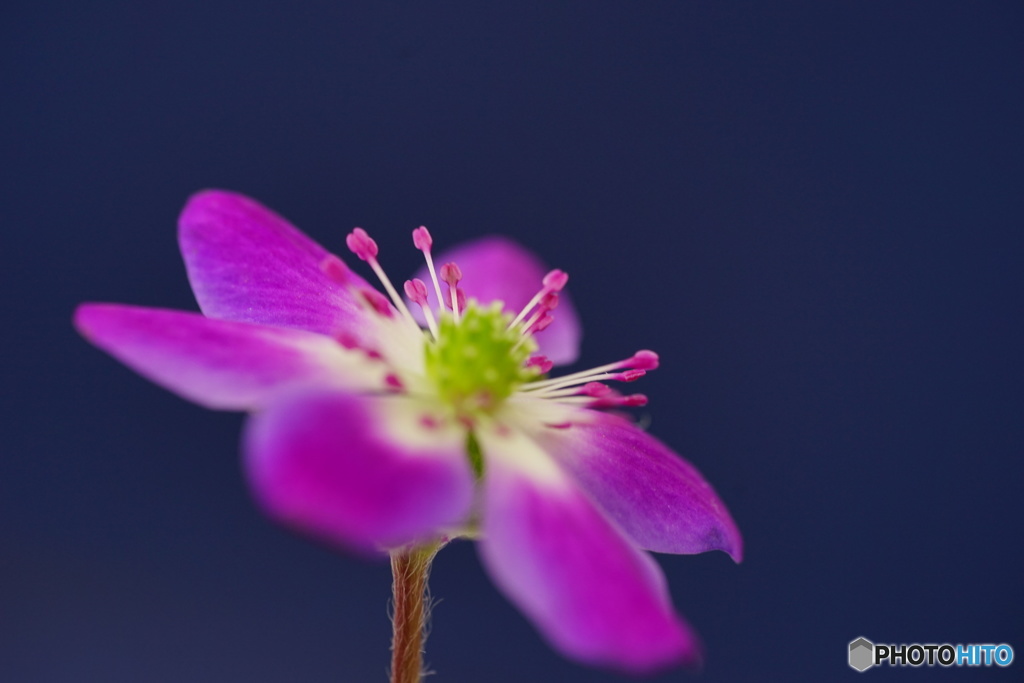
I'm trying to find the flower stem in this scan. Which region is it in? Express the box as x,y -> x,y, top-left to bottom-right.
390,543 -> 441,683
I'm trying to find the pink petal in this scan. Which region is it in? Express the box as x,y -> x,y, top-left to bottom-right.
410,236 -> 581,365
476,427 -> 699,674
536,411 -> 743,561
179,189 -> 376,338
244,391 -> 474,553
75,303 -> 380,410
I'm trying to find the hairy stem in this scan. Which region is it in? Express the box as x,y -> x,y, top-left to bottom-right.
390,543 -> 441,683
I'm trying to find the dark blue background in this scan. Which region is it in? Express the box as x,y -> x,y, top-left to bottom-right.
3,2 -> 1021,681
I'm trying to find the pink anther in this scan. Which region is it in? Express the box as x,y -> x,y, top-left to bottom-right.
629,350 -> 660,370
539,292 -> 559,312
529,313 -> 554,334
542,269 -> 569,292
580,382 -> 612,397
525,355 -> 554,374
412,226 -> 433,251
590,393 -> 648,409
384,373 -> 405,391
443,286 -> 466,312
345,228 -> 379,261
617,369 -> 647,382
439,262 -> 463,286
320,254 -> 351,285
404,278 -> 429,305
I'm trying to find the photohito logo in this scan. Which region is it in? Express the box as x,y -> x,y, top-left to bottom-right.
848,637 -> 1014,671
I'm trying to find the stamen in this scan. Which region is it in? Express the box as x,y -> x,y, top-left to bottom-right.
412,225 -> 432,251
404,278 -> 439,338
439,285 -> 467,315
600,393 -> 648,408
346,228 -> 420,331
520,293 -> 561,336
581,382 -> 612,397
533,381 -> 612,399
345,228 -> 378,261
519,308 -> 545,335
512,309 -> 551,353
528,312 -> 553,334
526,369 -> 640,396
551,393 -> 649,409
509,269 -> 569,330
440,262 -> 463,321
522,350 -> 659,393
413,226 -> 445,317
525,355 -> 554,375
630,350 -> 660,370
619,369 -> 647,382
404,278 -> 428,304
543,269 -> 570,291
439,263 -> 462,286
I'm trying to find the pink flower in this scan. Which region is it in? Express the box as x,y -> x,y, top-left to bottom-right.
74,190 -> 742,674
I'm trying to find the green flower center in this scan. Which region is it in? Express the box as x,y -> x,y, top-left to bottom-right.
425,300 -> 538,416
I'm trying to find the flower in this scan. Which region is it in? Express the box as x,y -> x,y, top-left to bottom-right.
74,190 -> 742,674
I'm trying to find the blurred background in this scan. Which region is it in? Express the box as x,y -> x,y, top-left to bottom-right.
2,2 -> 1021,681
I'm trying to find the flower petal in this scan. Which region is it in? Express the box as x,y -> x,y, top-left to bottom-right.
74,303 -> 381,410
244,391 -> 474,553
475,426 -> 699,674
179,189 -> 376,338
534,411 -> 743,561
410,236 -> 581,365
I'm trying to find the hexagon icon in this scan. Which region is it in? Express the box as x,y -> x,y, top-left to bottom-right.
849,637 -> 874,672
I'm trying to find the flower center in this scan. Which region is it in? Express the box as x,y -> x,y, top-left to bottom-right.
425,300 -> 537,416
336,225 -> 660,417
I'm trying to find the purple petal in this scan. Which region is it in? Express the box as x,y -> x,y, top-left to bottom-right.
75,303 -> 380,410
410,236 -> 581,365
476,427 -> 699,674
179,189 -> 376,338
244,391 -> 474,552
536,411 -> 743,561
